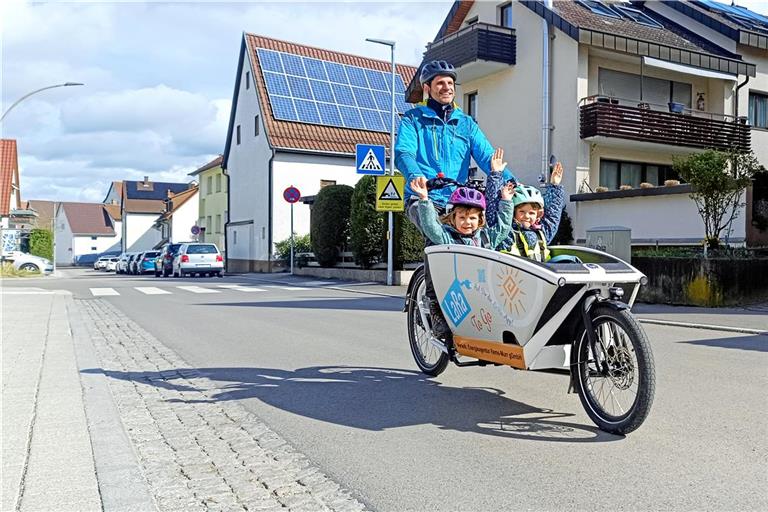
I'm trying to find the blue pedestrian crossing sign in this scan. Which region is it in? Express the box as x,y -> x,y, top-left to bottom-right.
356,144 -> 386,175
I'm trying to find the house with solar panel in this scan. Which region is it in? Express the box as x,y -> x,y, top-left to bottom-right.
222,33 -> 416,272
408,0 -> 767,248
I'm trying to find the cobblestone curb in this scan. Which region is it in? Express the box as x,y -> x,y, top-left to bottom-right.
77,298 -> 367,512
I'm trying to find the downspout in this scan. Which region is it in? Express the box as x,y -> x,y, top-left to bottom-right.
541,0 -> 554,181
734,75 -> 750,120
267,149 -> 275,272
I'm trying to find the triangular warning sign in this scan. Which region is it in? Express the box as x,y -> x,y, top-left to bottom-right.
379,179 -> 402,201
359,148 -> 384,171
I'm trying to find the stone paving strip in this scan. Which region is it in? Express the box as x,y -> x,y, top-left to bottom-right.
76,298 -> 367,512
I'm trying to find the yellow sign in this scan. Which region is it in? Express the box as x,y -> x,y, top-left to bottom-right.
375,175 -> 405,212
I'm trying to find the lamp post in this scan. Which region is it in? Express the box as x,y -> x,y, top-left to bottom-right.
1,82 -> 84,122
366,38 -> 396,286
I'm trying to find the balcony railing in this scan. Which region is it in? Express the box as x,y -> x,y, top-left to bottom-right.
579,96 -> 751,152
424,22 -> 516,69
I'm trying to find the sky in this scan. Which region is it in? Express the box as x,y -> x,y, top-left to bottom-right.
2,0 -> 767,204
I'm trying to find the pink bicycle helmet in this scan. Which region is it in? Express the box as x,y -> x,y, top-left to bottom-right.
448,187 -> 486,211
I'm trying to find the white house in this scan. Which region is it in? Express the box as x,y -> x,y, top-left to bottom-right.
222,33 -> 417,272
106,177 -> 195,252
407,0 -> 767,247
54,202 -> 122,265
153,185 -> 199,244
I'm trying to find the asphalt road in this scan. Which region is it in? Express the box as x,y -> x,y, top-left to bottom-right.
6,269 -> 767,511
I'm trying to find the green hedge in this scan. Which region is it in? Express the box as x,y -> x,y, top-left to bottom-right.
310,184 -> 354,267
350,176 -> 387,268
274,233 -> 312,261
29,229 -> 53,261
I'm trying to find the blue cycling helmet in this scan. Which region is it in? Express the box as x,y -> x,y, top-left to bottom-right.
419,60 -> 457,85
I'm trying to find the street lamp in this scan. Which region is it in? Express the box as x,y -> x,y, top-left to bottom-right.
1,82 -> 84,122
366,38 -> 396,286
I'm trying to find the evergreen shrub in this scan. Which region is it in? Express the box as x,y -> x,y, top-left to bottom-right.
350,176 -> 386,268
310,184 -> 354,267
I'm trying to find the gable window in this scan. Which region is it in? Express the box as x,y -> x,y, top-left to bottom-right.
236,125 -> 241,145
749,92 -> 768,129
599,159 -> 682,190
499,2 -> 513,28
216,174 -> 222,193
465,92 -> 478,120
254,115 -> 260,136
246,71 -> 250,89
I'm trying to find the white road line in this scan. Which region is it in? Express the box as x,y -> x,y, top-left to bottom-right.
176,285 -> 220,294
90,287 -> 120,296
216,285 -> 266,292
301,280 -> 336,286
265,286 -> 311,291
135,287 -> 172,295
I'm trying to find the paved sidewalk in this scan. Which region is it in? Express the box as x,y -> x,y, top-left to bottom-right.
2,288 -> 367,512
2,289 -> 101,511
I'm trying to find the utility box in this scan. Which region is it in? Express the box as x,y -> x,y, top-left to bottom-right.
586,226 -> 631,263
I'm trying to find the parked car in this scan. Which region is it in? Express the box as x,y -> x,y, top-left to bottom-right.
5,252 -> 54,275
129,252 -> 143,274
173,243 -> 223,277
135,251 -> 161,275
94,256 -> 109,270
105,257 -> 119,272
155,243 -> 183,277
116,253 -> 132,274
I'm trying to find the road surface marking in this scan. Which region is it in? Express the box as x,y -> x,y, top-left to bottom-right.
301,280 -> 336,286
266,286 -> 311,291
135,287 -> 172,295
217,285 -> 267,292
176,286 -> 220,294
90,287 -> 120,296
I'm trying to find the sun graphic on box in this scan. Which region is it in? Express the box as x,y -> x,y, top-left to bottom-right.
497,266 -> 527,316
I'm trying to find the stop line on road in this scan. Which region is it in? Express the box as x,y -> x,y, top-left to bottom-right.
88,284 -> 299,297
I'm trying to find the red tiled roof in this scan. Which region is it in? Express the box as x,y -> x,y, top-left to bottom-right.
245,33 -> 417,156
103,203 -> 122,221
60,202 -> 116,235
189,155 -> 223,176
26,199 -> 56,228
161,186 -> 198,220
1,139 -> 21,217
444,1 -> 475,36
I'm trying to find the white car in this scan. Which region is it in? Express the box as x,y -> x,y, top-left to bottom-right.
7,252 -> 54,275
116,253 -> 131,274
172,243 -> 223,277
94,256 -> 109,270
105,257 -> 119,272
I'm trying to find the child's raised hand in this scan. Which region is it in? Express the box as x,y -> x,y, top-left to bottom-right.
491,147 -> 507,173
500,182 -> 516,201
410,177 -> 429,200
550,162 -> 564,186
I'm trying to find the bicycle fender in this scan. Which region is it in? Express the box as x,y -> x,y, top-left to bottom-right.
403,264 -> 425,312
596,298 -> 631,311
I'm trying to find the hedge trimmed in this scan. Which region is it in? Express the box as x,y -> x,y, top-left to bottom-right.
29,229 -> 53,261
350,176 -> 387,268
310,184 -> 354,267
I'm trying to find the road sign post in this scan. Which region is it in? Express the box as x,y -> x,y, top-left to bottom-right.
283,186 -> 301,275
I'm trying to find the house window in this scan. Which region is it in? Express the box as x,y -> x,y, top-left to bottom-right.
465,16 -> 478,26
499,2 -> 513,27
207,216 -> 212,231
749,92 -> 768,129
233,230 -> 237,244
236,125 -> 241,145
598,68 -> 692,108
91,246 -> 97,251
465,92 -> 478,120
207,176 -> 213,195
599,159 -> 682,190
91,236 -> 97,240
215,214 -> 222,233
216,174 -> 222,193
246,71 -> 250,89
255,115 -> 260,136
577,0 -> 620,19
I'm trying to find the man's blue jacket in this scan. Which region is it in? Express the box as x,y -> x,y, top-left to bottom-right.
395,104 -> 516,207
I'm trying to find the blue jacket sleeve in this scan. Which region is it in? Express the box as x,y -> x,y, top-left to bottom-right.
484,199 -> 515,249
417,199 -> 453,245
394,114 -> 423,181
540,185 -> 565,243
468,118 -> 517,184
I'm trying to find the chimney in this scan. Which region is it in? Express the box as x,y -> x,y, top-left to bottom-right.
143,176 -> 149,184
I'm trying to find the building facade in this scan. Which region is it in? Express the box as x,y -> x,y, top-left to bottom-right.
408,0 -> 766,247
55,202 -> 122,265
222,33 -> 416,271
188,156 -> 227,254
154,185 -> 199,246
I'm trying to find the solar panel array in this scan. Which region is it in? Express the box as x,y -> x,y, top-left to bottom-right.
696,0 -> 768,33
256,48 -> 411,132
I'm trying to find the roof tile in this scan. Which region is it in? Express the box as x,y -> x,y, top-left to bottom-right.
1,139 -> 20,216
60,202 -> 116,235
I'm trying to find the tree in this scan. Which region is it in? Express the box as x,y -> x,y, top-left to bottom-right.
673,150 -> 764,250
29,229 -> 53,261
310,184 -> 354,267
350,176 -> 386,268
